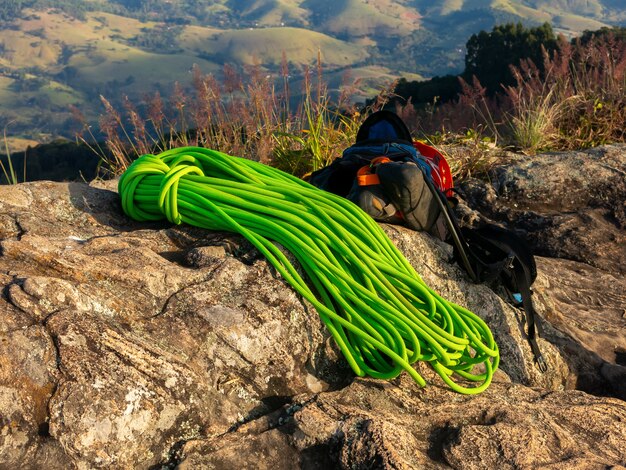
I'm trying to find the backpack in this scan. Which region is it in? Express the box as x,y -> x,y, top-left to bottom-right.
308,110 -> 547,371
308,110 -> 444,233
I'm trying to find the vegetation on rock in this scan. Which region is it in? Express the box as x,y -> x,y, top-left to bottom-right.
394,23 -> 626,154
80,23 -> 626,181
1,2 -> 626,183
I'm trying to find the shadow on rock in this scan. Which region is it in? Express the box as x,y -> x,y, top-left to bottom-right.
67,180 -> 171,233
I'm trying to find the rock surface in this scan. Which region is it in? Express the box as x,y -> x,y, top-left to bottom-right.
178,375 -> 626,470
458,144 -> 626,275
0,146 -> 625,468
459,145 -> 626,399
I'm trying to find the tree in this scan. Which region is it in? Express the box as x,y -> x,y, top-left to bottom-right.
393,75 -> 461,106
0,0 -> 24,22
579,26 -> 626,45
464,22 -> 559,94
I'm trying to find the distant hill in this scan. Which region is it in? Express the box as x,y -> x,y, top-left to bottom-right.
1,0 -> 625,150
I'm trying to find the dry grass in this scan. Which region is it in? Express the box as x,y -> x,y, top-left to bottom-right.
417,130 -> 503,181
0,125 -> 20,184
501,33 -> 626,152
75,55 -> 388,178
80,31 -> 626,184
398,30 -> 626,157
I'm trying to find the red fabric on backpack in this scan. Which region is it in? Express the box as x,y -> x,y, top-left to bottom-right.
413,141 -> 454,197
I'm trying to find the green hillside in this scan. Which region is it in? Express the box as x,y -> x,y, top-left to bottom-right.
0,8 -> 371,145
181,27 -> 368,66
301,0 -> 421,37
229,0 -> 310,26
0,0 -> 625,150
410,0 -> 626,27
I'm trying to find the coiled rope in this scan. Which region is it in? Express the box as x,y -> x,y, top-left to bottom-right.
118,147 -> 499,394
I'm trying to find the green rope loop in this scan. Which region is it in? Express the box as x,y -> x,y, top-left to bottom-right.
118,147 -> 500,394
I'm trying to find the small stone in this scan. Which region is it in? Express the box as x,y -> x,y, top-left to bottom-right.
185,245 -> 227,268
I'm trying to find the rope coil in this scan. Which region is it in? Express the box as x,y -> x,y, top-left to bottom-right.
118,147 -> 499,394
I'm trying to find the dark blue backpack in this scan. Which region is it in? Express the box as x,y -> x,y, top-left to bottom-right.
309,111 -> 441,233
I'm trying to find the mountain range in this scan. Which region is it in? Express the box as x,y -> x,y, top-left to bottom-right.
1,0 -> 625,151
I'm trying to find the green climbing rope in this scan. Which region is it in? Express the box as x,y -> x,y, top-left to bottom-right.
118,146 -> 499,394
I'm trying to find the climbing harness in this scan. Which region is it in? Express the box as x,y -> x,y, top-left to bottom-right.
118,147 -> 500,394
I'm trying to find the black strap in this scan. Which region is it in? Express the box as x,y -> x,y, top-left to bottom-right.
421,170 -> 479,282
511,259 -> 548,372
420,165 -> 548,372
423,174 -> 512,285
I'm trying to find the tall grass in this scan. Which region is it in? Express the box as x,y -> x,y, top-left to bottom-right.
503,55 -> 571,153
77,55 -> 381,178
273,57 -> 366,175
0,126 -> 19,185
492,32 -> 625,152
399,30 -> 626,155
81,31 -> 626,183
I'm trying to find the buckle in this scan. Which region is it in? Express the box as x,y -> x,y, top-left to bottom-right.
535,354 -> 548,373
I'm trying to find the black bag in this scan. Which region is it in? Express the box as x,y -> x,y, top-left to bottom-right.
456,223 -> 547,371
308,109 -> 415,196
309,111 -> 441,233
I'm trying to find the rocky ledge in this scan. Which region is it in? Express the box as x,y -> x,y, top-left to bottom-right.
0,146 -> 624,468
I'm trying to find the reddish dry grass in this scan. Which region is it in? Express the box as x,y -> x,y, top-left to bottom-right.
398,31 -> 626,154
77,59 -> 389,176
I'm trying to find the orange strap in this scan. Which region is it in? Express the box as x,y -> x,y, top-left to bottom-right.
356,157 -> 392,186
371,156 -> 392,166
357,166 -> 380,186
